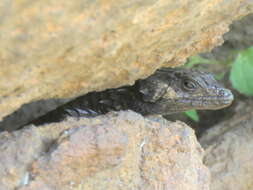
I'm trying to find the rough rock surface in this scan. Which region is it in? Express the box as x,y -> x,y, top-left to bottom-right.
200,99 -> 253,190
203,13 -> 253,61
0,111 -> 210,190
1,1 -> 253,120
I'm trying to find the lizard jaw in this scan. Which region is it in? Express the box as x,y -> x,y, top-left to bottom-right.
177,88 -> 234,111
154,88 -> 234,114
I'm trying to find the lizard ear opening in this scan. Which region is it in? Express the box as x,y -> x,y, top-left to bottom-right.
138,79 -> 168,103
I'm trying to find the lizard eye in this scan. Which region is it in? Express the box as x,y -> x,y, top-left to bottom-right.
182,79 -> 197,91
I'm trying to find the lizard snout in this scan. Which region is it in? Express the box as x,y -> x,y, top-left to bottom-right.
218,88 -> 234,105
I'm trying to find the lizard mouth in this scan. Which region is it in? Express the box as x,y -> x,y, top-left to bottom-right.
172,89 -> 234,111
191,90 -> 234,109
210,89 -> 234,107
202,96 -> 233,108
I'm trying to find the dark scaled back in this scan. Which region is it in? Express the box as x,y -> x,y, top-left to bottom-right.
27,68 -> 233,127
29,85 -> 144,126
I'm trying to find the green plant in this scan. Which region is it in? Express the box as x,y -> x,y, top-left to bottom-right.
184,55 -> 219,68
230,46 -> 253,95
184,109 -> 199,122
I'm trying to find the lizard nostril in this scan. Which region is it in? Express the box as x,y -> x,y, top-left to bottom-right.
222,89 -> 234,101
224,90 -> 233,97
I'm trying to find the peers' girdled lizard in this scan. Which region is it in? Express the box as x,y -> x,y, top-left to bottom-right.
30,68 -> 234,126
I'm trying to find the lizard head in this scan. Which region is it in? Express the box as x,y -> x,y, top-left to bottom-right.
138,68 -> 234,114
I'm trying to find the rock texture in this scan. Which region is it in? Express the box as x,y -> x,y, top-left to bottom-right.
0,111 -> 210,190
1,0 -> 253,120
200,99 -> 253,190
203,13 -> 253,61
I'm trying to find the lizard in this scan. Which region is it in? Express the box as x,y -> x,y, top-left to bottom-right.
30,68 -> 234,126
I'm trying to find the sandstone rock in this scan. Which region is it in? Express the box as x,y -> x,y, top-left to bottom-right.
200,99 -> 253,190
203,13 -> 253,61
0,111 -> 210,190
0,0 -> 253,120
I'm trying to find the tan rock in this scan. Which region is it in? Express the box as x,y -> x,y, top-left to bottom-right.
202,13 -> 253,61
0,111 -> 210,190
0,0 -> 253,120
200,100 -> 253,190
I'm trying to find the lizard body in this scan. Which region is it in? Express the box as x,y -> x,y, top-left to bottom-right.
31,68 -> 234,126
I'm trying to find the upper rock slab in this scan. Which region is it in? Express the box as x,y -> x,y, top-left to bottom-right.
0,0 -> 253,120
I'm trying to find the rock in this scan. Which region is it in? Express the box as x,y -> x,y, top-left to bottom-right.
1,1 -> 253,120
0,111 -> 210,190
200,99 -> 253,190
203,13 -> 253,61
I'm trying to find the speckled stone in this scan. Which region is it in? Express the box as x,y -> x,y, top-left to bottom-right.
0,111 -> 210,190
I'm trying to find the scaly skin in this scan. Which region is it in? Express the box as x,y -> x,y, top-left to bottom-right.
30,68 -> 234,126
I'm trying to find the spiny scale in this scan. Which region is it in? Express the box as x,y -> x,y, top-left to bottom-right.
31,86 -> 143,126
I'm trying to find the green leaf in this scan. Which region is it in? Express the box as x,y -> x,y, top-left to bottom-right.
184,109 -> 199,122
185,55 -> 221,68
214,72 -> 226,80
185,56 -> 210,68
229,46 -> 253,96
